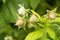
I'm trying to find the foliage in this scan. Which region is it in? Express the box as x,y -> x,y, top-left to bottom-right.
0,0 -> 60,40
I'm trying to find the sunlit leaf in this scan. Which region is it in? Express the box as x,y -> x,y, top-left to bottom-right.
2,0 -> 6,3
52,7 -> 57,12
25,30 -> 43,40
55,18 -> 60,22
47,27 -> 56,39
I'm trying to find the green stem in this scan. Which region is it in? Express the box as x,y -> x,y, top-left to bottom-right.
31,10 -> 45,23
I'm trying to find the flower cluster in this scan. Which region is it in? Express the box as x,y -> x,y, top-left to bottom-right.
4,36 -> 13,40
15,4 -> 39,29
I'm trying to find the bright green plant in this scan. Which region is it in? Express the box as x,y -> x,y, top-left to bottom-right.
0,0 -> 60,40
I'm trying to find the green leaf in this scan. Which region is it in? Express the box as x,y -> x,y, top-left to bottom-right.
55,18 -> 60,22
25,30 -> 43,40
47,27 -> 56,39
51,18 -> 60,22
2,0 -> 6,3
0,14 -> 12,34
0,1 -> 18,23
36,0 -> 52,16
7,2 -> 18,23
28,0 -> 40,10
37,38 -> 50,40
52,7 -> 57,12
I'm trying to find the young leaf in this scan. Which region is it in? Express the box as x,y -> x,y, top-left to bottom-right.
47,27 -> 56,39
51,7 -> 57,12
25,30 -> 43,40
55,18 -> 60,22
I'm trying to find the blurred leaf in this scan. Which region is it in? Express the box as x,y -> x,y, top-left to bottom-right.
37,38 -> 50,40
52,7 -> 57,12
47,26 -> 56,39
28,0 -> 40,10
7,2 -> 18,23
55,18 -> 60,22
25,30 -> 43,40
36,0 -> 52,16
2,0 -> 6,3
0,14 -> 12,34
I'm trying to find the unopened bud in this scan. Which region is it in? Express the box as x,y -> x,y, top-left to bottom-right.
4,36 -> 13,40
28,23 -> 33,28
18,4 -> 26,15
15,18 -> 25,26
48,11 -> 56,20
29,14 -> 39,22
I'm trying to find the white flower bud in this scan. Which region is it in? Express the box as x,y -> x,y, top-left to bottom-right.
15,18 -> 25,26
29,14 -> 39,22
18,4 -> 26,15
48,11 -> 56,20
4,36 -> 13,40
28,23 -> 33,28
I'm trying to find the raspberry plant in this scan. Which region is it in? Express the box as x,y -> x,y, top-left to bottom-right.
0,0 -> 60,40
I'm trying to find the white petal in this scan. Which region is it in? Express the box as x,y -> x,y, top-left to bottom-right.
4,36 -> 13,40
18,4 -> 22,7
18,5 -> 26,15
